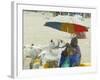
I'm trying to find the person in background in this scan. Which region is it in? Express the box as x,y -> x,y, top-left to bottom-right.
49,40 -> 56,49
58,40 -> 65,48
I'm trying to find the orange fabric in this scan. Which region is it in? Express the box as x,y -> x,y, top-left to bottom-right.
60,23 -> 75,33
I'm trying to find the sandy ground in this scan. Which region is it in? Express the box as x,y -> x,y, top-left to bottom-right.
23,11 -> 91,69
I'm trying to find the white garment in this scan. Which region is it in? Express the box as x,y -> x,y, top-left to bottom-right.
49,42 -> 55,49
39,47 -> 64,66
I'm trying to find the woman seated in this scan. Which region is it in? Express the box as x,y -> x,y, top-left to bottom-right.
69,37 -> 81,67
59,37 -> 81,67
59,43 -> 73,67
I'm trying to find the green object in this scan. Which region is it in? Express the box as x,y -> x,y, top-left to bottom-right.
61,57 -> 70,67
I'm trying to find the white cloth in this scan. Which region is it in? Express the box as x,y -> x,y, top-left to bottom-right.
49,42 -> 56,49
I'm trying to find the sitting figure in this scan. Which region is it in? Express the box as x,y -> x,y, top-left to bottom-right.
69,37 -> 81,67
59,37 -> 81,67
59,43 -> 73,67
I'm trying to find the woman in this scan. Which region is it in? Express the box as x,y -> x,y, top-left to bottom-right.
59,43 -> 73,67
69,37 -> 81,67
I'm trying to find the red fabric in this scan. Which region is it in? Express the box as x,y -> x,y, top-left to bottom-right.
73,24 -> 88,32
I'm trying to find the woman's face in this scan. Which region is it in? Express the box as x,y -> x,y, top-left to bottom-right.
71,38 -> 78,47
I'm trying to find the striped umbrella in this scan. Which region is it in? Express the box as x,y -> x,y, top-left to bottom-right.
47,15 -> 90,28
44,22 -> 88,34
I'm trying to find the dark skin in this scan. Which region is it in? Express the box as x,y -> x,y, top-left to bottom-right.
62,48 -> 68,56
50,40 -> 53,42
62,43 -> 74,56
70,37 -> 78,48
31,44 -> 34,46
